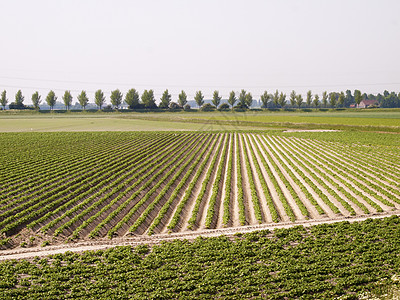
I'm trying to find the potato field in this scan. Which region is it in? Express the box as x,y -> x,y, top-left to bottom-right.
1,131 -> 399,244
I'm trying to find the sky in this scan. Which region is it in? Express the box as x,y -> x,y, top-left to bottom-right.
0,0 -> 399,104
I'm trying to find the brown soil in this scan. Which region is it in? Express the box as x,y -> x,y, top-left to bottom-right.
196,134 -> 228,230
231,134 -> 241,227
281,137 -> 366,215
268,136 -> 337,218
175,134 -> 223,232
238,134 -> 257,225
2,211 -> 400,261
259,134 -> 322,220
250,136 -> 290,222
255,135 -> 305,221
243,134 -> 271,222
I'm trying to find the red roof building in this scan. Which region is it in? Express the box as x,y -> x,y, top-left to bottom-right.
357,99 -> 379,108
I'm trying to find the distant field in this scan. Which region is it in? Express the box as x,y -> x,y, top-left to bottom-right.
0,109 -> 399,132
0,117 -> 240,132
185,110 -> 400,128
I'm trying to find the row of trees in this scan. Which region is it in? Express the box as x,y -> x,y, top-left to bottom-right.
1,88 -> 400,110
0,89 -> 157,111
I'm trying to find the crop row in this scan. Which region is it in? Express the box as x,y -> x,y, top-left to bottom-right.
0,132 -> 399,242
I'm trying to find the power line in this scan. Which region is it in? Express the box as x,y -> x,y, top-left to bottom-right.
1,75 -> 400,90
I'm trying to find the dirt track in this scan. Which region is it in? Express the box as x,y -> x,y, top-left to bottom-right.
1,212 -> 399,261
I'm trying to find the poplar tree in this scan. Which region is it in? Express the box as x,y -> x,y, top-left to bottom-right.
178,90 -> 187,108
32,91 -> 41,110
289,90 -> 297,107
95,89 -> 105,110
330,93 -> 337,108
272,90 -> 280,107
15,90 -> 24,106
212,90 -> 221,108
306,90 -> 313,107
141,90 -> 157,108
159,89 -> 171,108
46,90 -> 57,110
354,90 -> 362,106
260,91 -> 270,108
62,90 -> 73,110
1,90 -> 8,110
194,91 -> 204,108
322,91 -> 328,108
245,92 -> 253,108
238,89 -> 247,107
296,94 -> 303,109
338,92 -> 345,107
77,90 -> 89,110
227,91 -> 236,108
110,89 -> 123,109
278,92 -> 287,108
125,89 -> 139,109
313,94 -> 320,108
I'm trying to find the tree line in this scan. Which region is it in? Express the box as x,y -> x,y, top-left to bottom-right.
1,88 -> 399,111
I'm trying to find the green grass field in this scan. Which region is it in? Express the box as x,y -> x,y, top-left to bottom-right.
182,110 -> 400,129
1,109 -> 399,132
0,116 -> 241,132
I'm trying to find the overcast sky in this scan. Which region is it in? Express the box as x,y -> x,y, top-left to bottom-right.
0,0 -> 399,104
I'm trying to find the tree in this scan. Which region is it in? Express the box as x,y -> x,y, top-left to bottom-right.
362,93 -> 368,100
212,90 -> 221,108
238,89 -> 247,107
31,91 -> 41,110
272,90 -> 280,107
15,90 -> 24,106
62,90 -> 73,110
1,90 -> 8,110
313,94 -> 320,108
200,103 -> 214,111
245,92 -> 253,108
330,93 -> 337,108
260,91 -> 270,108
306,90 -> 313,107
110,89 -> 123,109
296,94 -> 303,109
218,103 -> 230,111
354,89 -> 362,106
383,90 -> 390,97
124,89 -> 139,109
322,91 -> 328,108
46,90 -> 57,110
141,89 -> 157,108
345,90 -> 354,107
289,90 -> 297,107
381,92 -> 400,108
278,92 -> 287,108
77,90 -> 89,110
376,93 -> 384,106
227,91 -> 236,108
338,92 -> 345,107
178,90 -> 187,108
95,89 -> 105,110
159,89 -> 171,109
194,91 -> 204,108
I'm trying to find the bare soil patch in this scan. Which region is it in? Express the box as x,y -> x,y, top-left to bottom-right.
2,211 -> 400,261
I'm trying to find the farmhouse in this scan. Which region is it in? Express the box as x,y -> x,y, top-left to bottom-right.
357,99 -> 379,108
